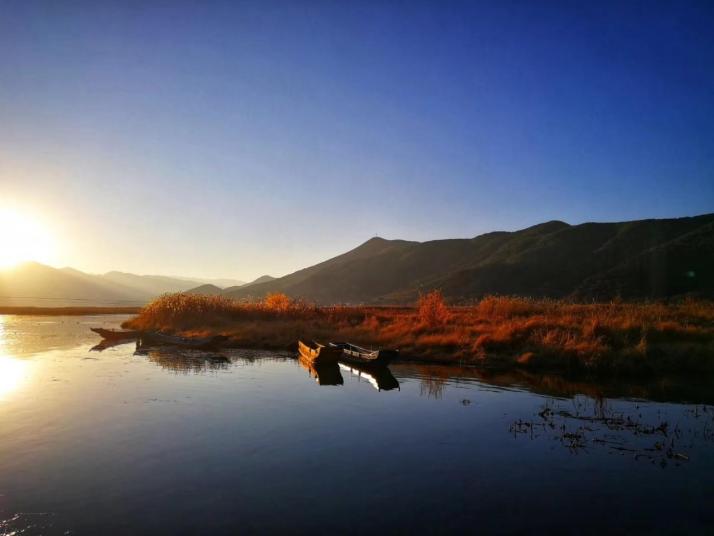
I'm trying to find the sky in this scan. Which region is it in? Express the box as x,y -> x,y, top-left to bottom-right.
1,0 -> 712,281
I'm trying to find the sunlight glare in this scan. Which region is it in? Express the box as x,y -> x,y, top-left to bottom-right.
0,355 -> 31,400
0,319 -> 33,400
0,206 -> 57,269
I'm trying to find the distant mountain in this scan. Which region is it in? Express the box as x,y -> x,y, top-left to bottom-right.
185,284 -> 224,296
220,275 -> 276,294
246,275 -> 276,286
0,263 -> 149,306
224,213 -> 714,304
197,277 -> 246,288
102,271 -> 203,295
0,265 -> 242,306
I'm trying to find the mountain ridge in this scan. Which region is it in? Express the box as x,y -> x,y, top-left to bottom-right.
0,264 -> 243,306
223,213 -> 714,304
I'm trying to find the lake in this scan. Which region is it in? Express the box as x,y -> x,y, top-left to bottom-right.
1,315 -> 713,534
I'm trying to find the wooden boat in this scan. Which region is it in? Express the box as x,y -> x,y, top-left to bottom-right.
329,342 -> 398,366
139,331 -> 228,350
297,340 -> 340,365
298,355 -> 344,386
90,327 -> 141,340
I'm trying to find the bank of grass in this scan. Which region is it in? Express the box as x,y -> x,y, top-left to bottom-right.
123,292 -> 714,376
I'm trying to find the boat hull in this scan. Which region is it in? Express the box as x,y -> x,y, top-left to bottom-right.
298,340 -> 340,365
330,342 -> 398,366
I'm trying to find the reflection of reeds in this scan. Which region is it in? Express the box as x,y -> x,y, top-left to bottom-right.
123,293 -> 714,375
510,396 -> 714,467
140,346 -> 231,374
419,376 -> 446,400
392,362 -> 714,405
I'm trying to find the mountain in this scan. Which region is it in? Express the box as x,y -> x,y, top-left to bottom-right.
220,275 -> 276,294
196,277 -> 245,288
0,265 -> 241,306
185,284 -> 224,296
223,213 -> 714,304
0,262 -> 149,306
102,271 -> 204,296
248,275 -> 276,285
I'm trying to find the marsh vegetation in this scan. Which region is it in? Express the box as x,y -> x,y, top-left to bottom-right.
123,292 -> 714,375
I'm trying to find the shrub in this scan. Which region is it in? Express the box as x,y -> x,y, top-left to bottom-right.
418,290 -> 451,327
263,292 -> 293,312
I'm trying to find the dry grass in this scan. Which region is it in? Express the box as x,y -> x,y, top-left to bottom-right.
124,293 -> 714,375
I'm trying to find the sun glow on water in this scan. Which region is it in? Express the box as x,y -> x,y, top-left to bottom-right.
0,355 -> 31,400
0,206 -> 57,269
0,319 -> 33,400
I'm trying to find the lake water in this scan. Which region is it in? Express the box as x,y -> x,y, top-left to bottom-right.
1,315 -> 713,534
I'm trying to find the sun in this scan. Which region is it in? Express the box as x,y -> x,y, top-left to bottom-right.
0,207 -> 57,269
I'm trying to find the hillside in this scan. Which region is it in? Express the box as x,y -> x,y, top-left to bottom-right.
247,275 -> 276,286
0,263 -> 150,306
0,265 -> 239,307
185,284 -> 224,296
102,271 -> 203,295
224,213 -> 714,304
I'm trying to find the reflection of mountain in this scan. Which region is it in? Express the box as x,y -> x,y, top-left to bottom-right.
298,356 -> 343,386
339,363 -> 400,391
135,343 -> 231,374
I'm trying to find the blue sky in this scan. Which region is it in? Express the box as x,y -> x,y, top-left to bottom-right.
1,1 -> 712,280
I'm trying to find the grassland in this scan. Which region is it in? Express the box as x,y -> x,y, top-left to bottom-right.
122,292 -> 714,376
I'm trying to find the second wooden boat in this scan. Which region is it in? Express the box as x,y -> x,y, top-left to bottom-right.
297,340 -> 340,365
329,342 -> 398,366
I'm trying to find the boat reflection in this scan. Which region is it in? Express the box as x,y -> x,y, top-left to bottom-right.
90,338 -> 135,352
134,341 -> 231,374
339,363 -> 400,391
298,355 -> 344,386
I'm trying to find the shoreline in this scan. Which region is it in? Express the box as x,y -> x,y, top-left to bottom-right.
120,293 -> 714,377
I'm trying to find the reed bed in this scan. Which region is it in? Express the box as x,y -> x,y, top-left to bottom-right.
123,292 -> 714,375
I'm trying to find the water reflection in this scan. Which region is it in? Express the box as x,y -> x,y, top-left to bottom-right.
298,356 -> 344,385
0,356 -> 31,400
91,338 -> 134,352
1,315 -> 714,534
392,363 -> 714,405
338,363 -> 400,391
510,396 -> 714,468
0,318 -> 33,399
135,342 -> 231,374
0,314 -> 133,357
